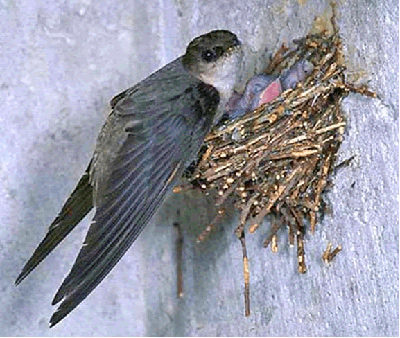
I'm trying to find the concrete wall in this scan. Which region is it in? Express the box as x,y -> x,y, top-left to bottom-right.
0,0 -> 398,336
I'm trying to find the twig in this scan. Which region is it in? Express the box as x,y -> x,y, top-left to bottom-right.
197,208 -> 225,242
239,232 -> 250,317
173,218 -> 184,298
322,242 -> 342,263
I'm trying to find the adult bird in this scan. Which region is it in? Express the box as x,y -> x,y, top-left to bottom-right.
16,29 -> 243,327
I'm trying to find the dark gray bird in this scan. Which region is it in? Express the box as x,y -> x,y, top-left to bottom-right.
15,30 -> 243,327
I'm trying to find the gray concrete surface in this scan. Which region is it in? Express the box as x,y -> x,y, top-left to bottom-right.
0,0 -> 398,336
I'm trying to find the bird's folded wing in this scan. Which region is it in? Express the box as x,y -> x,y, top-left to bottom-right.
49,80 -> 197,326
15,162 -> 94,285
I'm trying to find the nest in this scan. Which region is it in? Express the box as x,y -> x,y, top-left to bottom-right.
180,7 -> 375,316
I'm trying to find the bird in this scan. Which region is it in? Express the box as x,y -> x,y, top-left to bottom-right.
227,59 -> 313,119
15,29 -> 243,327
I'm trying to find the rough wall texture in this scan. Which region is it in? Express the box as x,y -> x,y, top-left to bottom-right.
0,0 -> 398,336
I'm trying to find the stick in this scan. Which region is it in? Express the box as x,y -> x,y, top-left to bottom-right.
239,232 -> 250,317
173,219 -> 184,298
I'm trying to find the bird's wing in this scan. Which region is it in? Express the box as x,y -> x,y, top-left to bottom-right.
109,85 -> 138,109
15,162 -> 94,285
49,60 -> 219,326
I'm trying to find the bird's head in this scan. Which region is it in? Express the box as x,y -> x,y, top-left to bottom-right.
182,30 -> 243,99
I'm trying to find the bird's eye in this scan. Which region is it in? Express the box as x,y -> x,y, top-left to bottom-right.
201,49 -> 217,62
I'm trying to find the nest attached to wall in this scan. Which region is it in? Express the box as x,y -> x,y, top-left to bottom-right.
181,8 -> 375,316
